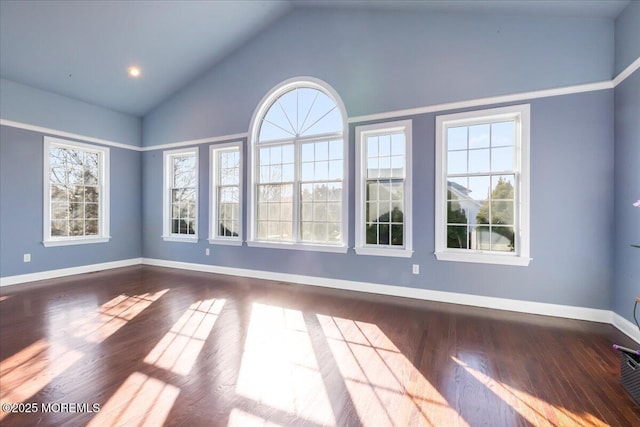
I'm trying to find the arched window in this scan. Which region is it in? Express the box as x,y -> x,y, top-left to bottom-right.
248,78 -> 348,252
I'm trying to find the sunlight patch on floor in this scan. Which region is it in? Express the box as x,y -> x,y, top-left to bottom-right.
143,298 -> 225,375
452,356 -> 607,427
87,372 -> 180,427
317,315 -> 469,427
228,408 -> 285,427
70,289 -> 169,343
235,303 -> 336,426
0,338 -> 83,421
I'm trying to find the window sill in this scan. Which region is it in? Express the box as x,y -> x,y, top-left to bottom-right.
43,236 -> 111,247
247,240 -> 348,254
434,251 -> 531,266
208,238 -> 243,246
162,235 -> 199,243
355,247 -> 414,258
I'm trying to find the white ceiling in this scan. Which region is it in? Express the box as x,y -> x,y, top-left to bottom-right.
0,0 -> 630,117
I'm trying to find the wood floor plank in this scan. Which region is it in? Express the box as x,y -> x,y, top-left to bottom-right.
0,265 -> 638,426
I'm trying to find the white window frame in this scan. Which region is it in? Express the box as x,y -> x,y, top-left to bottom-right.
247,77 -> 349,253
209,142 -> 243,246
162,147 -> 199,243
43,136 -> 110,247
355,120 -> 413,258
434,104 -> 531,266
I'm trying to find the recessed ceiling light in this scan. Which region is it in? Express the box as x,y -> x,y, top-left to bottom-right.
128,66 -> 141,78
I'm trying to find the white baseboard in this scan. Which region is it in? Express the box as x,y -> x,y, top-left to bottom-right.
142,258 -> 613,324
0,258 -> 142,287
612,312 -> 640,344
2,257 -> 636,345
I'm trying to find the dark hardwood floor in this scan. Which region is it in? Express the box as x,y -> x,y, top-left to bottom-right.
0,265 -> 638,426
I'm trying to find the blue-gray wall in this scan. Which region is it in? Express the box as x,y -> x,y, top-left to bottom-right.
0,125 -> 142,277
1,78 -> 141,147
142,90 -> 615,310
615,0 -> 640,74
613,68 -> 640,323
143,8 -> 613,146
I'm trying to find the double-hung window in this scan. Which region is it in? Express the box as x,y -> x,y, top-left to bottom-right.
163,148 -> 198,242
209,142 -> 242,245
355,120 -> 413,257
248,78 -> 348,253
435,104 -> 530,266
43,136 -> 110,246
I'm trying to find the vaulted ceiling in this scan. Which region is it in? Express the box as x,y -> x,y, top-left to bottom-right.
0,0 -> 630,117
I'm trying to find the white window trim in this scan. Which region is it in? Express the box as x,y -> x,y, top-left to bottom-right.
247,76 -> 349,253
209,141 -> 243,246
354,120 -> 413,258
162,147 -> 199,243
434,104 -> 531,266
43,136 -> 110,247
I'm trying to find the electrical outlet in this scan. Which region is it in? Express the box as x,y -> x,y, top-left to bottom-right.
205,248 -> 210,256
412,264 -> 419,274
23,254 -> 31,263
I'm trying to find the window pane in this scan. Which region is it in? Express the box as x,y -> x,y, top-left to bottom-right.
366,224 -> 378,245
491,146 -> 515,172
85,220 -> 99,235
282,145 -> 294,164
270,146 -> 282,164
448,127 -> 467,151
85,186 -> 99,203
467,176 -> 490,203
313,203 -> 327,222
366,202 -> 378,222
312,223 -> 327,242
391,134 -> 404,155
491,226 -> 515,252
367,137 -> 378,157
468,149 -> 490,173
491,121 -> 514,147
327,183 -> 342,201
51,220 -> 68,236
391,224 -> 403,246
315,141 -> 328,161
447,199 -> 467,224
86,203 -> 99,219
329,140 -> 342,160
379,135 -> 391,156
469,124 -> 490,149
391,204 -> 403,223
282,164 -> 294,182
327,203 -> 341,222
299,91 -> 341,136
328,160 -> 342,180
447,225 -> 468,249
51,203 -> 69,220
70,220 -> 84,236
50,166 -> 67,185
491,200 -> 514,225
327,223 -> 341,243
491,175 -> 515,199
301,203 -> 312,221
301,222 -> 313,240
70,203 -> 83,219
378,224 -> 390,245
391,182 -> 403,201
259,120 -> 293,142
259,147 -> 271,166
470,225 -> 491,250
448,151 -> 467,174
